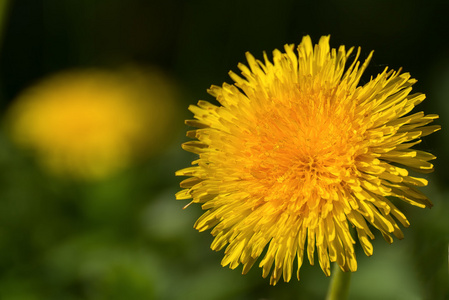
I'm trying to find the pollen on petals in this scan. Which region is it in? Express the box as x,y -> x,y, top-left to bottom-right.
176,35 -> 440,285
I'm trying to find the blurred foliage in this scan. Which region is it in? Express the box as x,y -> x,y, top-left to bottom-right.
0,0 -> 446,299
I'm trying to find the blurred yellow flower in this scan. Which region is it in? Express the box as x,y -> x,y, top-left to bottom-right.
6,67 -> 178,179
176,36 -> 440,285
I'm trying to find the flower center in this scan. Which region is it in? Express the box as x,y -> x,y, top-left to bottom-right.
244,103 -> 359,206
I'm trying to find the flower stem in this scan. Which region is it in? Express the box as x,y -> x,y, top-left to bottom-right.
325,263 -> 351,300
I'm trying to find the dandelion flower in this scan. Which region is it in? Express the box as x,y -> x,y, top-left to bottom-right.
176,36 -> 440,285
6,68 -> 178,180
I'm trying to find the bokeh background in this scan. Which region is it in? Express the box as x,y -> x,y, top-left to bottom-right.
0,1 -> 447,299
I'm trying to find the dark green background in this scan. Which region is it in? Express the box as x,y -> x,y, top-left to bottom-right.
0,1 -> 447,299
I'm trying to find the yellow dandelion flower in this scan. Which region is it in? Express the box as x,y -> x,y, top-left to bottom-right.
176,36 -> 440,285
6,67 -> 178,180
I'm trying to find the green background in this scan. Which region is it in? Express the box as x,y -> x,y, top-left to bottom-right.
0,0 -> 447,299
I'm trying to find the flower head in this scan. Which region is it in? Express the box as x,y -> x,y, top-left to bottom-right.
6,68 -> 178,180
176,36 -> 440,285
